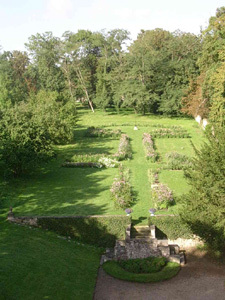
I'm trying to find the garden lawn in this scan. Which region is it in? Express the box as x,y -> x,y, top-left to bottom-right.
1,107 -> 205,222
0,219 -> 101,300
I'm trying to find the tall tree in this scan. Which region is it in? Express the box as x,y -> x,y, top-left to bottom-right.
0,51 -> 31,107
180,127 -> 225,252
182,7 -> 225,125
25,32 -> 65,94
95,29 -> 130,110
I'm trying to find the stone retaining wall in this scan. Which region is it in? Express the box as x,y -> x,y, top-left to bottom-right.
168,238 -> 204,249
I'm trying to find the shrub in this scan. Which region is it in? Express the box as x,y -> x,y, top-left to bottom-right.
148,216 -> 193,239
152,183 -> 174,209
110,165 -> 133,208
102,260 -> 180,283
38,215 -> 131,248
85,126 -> 121,138
165,152 -> 193,170
142,133 -> 158,161
113,134 -> 132,160
118,257 -> 166,274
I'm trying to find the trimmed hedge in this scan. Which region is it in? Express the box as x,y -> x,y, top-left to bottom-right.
118,256 -> 166,274
38,216 -> 131,248
102,260 -> 180,283
148,216 -> 193,239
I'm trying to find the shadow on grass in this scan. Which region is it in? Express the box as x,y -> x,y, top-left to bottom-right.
0,163 -> 116,217
132,217 -> 147,226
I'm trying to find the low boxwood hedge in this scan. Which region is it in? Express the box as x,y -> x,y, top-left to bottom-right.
118,256 -> 166,273
102,260 -> 180,282
38,215 -> 131,248
148,216 -> 193,239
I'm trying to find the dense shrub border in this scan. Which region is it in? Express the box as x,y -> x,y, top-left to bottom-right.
38,215 -> 131,248
102,260 -> 180,282
148,216 -> 193,239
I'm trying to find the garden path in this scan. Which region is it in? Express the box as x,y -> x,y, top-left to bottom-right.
94,249 -> 225,300
123,127 -> 153,223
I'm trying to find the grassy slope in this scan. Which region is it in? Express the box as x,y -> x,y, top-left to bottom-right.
0,220 -> 101,300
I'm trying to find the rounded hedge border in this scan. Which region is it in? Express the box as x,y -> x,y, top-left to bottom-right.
102,260 -> 180,283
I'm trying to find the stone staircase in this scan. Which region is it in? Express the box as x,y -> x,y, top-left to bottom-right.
101,224 -> 186,265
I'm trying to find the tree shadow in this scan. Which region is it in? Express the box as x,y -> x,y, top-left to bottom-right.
132,217 -> 147,226
1,164 -> 118,217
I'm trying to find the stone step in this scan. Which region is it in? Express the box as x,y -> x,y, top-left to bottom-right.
131,226 -> 151,238
168,252 -> 186,265
168,254 -> 181,264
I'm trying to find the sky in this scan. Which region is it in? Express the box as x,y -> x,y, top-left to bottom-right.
0,0 -> 225,51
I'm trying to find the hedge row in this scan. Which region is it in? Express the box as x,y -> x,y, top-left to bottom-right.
148,216 -> 193,239
38,215 -> 131,248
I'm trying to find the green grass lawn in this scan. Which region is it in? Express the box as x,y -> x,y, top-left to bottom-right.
1,107 -> 205,221
0,107 -> 206,299
0,219 -> 101,300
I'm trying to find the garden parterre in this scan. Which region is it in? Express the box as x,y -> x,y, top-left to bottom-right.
2,107 -> 205,222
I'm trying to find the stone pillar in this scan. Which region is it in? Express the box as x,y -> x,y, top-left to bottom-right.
149,225 -> 156,238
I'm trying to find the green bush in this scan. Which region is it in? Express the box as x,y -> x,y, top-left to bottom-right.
38,216 -> 131,248
148,216 -> 193,239
102,260 -> 180,282
118,256 -> 166,274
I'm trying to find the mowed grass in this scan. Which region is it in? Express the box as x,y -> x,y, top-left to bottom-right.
1,107 -> 205,221
0,107 -> 205,299
0,220 -> 101,300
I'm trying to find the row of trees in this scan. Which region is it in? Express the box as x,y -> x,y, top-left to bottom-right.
0,28 -> 201,115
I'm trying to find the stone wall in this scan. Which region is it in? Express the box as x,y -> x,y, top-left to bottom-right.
168,237 -> 204,249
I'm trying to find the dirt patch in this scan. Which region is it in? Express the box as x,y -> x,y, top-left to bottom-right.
94,249 -> 225,300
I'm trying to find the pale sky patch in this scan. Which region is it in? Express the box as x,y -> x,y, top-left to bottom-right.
45,0 -> 73,19
0,0 -> 225,51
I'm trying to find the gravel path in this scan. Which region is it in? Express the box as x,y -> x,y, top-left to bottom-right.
94,250 -> 225,300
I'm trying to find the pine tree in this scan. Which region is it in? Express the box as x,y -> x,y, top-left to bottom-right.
180,127 -> 225,252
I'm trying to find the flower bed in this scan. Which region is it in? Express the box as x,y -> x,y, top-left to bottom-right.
113,134 -> 132,160
110,165 -> 133,208
142,133 -> 158,161
164,152 -> 193,170
149,128 -> 191,138
63,154 -> 119,168
152,183 -> 174,209
85,126 -> 121,138
149,169 -> 174,210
